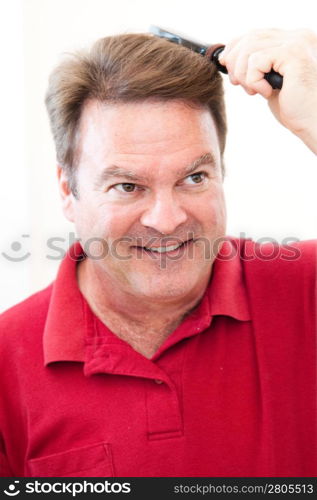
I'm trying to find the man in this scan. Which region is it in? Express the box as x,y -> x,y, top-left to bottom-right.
0,29 -> 316,477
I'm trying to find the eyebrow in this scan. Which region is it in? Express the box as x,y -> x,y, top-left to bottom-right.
94,152 -> 216,188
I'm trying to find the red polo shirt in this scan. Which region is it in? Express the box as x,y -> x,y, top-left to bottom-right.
0,239 -> 316,477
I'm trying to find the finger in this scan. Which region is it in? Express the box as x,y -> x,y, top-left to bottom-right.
227,70 -> 256,94
218,37 -> 244,70
219,42 -> 242,72
246,78 -> 273,99
245,49 -> 284,98
233,51 -> 250,85
226,50 -> 269,92
242,85 -> 257,96
219,32 -> 283,73
219,35 -> 243,60
228,71 -> 239,85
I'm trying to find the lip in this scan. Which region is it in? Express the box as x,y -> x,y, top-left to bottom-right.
132,238 -> 194,257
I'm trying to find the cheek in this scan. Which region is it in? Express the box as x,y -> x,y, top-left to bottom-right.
194,186 -> 226,230
193,188 -> 226,259
73,197 -> 136,242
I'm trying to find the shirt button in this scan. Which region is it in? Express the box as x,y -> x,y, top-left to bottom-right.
154,379 -> 163,384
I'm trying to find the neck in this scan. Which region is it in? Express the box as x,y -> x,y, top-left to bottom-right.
78,258 -> 209,323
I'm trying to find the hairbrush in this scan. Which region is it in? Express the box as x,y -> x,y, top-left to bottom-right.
150,26 -> 283,90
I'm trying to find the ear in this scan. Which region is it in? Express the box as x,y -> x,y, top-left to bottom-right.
57,165 -> 76,223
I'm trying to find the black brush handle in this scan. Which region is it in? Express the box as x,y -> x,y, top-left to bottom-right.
210,45 -> 283,90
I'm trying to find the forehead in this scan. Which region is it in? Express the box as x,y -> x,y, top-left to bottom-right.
77,99 -> 221,170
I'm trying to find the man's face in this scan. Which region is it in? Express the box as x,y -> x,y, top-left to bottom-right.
61,99 -> 226,302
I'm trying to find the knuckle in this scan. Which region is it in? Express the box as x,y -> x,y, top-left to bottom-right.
228,72 -> 239,85
234,65 -> 246,82
245,74 -> 254,87
235,72 -> 244,83
248,51 -> 261,65
243,85 -> 256,95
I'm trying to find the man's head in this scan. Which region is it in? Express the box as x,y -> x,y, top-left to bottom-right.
45,33 -> 227,195
45,34 -> 227,304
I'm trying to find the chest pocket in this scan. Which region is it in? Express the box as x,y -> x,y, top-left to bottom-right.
26,442 -> 114,477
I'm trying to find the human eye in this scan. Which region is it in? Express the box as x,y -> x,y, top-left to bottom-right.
112,183 -> 138,193
106,181 -> 146,198
184,171 -> 208,185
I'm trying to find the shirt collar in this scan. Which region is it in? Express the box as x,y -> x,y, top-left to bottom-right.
43,239 -> 250,366
208,238 -> 251,321
43,243 -> 86,365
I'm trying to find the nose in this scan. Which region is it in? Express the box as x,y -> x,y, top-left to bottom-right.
140,191 -> 188,234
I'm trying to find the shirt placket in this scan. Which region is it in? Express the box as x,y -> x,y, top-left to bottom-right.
84,339 -> 184,441
145,375 -> 183,440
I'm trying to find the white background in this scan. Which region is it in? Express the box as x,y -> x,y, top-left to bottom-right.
1,0 -> 316,312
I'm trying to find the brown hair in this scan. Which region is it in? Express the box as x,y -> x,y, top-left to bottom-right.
45,33 -> 227,194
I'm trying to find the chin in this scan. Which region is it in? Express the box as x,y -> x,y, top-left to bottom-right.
130,273 -> 204,302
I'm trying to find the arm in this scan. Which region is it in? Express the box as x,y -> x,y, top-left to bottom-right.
219,29 -> 317,154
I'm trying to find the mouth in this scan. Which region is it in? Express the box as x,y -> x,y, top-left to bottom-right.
132,238 -> 194,257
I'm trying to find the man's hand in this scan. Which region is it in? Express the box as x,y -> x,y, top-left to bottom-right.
219,29 -> 317,154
